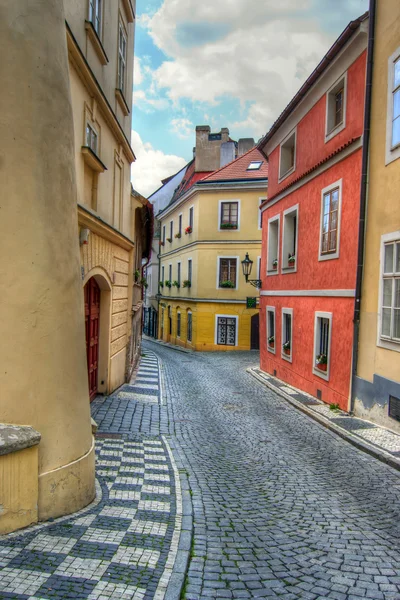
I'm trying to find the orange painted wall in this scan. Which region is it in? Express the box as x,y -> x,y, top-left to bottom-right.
267,51 -> 366,199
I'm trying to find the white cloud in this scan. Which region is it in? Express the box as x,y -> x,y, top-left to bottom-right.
132,89 -> 169,112
130,130 -> 187,197
170,118 -> 194,139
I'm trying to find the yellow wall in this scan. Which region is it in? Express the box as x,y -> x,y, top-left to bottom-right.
356,0 -> 400,429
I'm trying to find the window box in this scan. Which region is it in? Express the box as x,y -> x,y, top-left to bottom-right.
115,88 -> 130,116
268,336 -> 275,349
220,280 -> 235,288
185,226 -> 192,235
282,343 -> 291,356
315,354 -> 328,372
182,280 -> 191,288
287,255 -> 296,269
159,282 -> 164,288
166,237 -> 172,243
220,223 -> 238,230
165,280 -> 172,288
81,146 -> 107,173
172,280 -> 180,289
160,241 -> 165,247
85,20 -> 108,65
175,233 -> 182,239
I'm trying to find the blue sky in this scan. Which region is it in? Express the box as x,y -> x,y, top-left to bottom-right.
131,0 -> 369,196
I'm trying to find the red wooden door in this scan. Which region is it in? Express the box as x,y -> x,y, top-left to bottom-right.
84,278 -> 100,401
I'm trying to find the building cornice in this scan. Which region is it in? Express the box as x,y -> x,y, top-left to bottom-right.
78,204 -> 134,251
66,23 -> 135,163
260,289 -> 355,297
159,296 -> 259,304
159,239 -> 262,259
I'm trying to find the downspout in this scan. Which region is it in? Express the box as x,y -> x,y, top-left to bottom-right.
350,0 -> 376,413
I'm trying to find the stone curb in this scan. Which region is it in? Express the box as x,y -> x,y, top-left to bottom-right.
143,336 -> 193,354
247,367 -> 400,473
163,437 -> 193,600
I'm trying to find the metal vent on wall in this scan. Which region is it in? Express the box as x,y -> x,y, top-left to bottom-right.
389,395 -> 400,422
317,389 -> 322,400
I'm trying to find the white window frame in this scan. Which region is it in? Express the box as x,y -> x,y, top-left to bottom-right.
161,265 -> 165,284
278,128 -> 297,183
325,71 -> 347,143
318,179 -> 342,262
177,261 -> 181,287
117,20 -> 127,95
216,256 -> 239,290
162,225 -> 166,245
377,230 -> 400,352
169,220 -> 173,241
267,214 -> 280,275
218,199 -> 241,232
267,306 -> 276,355
281,204 -> 299,273
187,258 -> 192,284
187,311 -> 193,342
386,47 -> 400,165
88,0 -> 102,37
188,205 -> 194,229
178,213 -> 183,236
86,122 -> 99,154
177,311 -> 181,338
312,311 -> 333,380
281,308 -> 293,363
214,314 -> 239,347
259,197 -> 266,230
168,263 -> 172,285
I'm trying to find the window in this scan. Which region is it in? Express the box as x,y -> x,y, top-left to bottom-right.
188,259 -> 192,283
259,197 -> 266,229
220,201 -> 239,230
281,308 -> 293,362
189,206 -> 194,229
177,312 -> 181,337
86,123 -> 98,154
282,205 -> 298,271
169,220 -> 173,241
161,266 -> 165,284
380,238 -> 400,344
267,215 -> 280,273
319,180 -> 342,261
118,22 -> 127,94
162,225 -> 166,245
178,214 -> 182,236
168,264 -> 172,283
218,258 -> 237,288
247,161 -> 263,170
216,316 -> 237,346
187,311 -> 192,342
386,49 -> 400,164
267,306 -> 275,353
89,0 -> 102,35
177,262 -> 181,287
325,73 -> 347,141
279,130 -> 296,180
313,312 -> 332,380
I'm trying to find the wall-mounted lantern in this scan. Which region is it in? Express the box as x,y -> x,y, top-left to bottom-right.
241,253 -> 262,289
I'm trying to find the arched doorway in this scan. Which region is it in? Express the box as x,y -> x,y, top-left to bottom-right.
84,277 -> 100,400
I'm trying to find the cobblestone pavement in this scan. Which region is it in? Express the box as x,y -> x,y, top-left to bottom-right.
148,343 -> 400,600
0,352 -> 182,600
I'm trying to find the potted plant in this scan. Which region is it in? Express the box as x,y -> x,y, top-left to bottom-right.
316,353 -> 327,371
220,223 -> 238,230
166,237 -> 172,243
268,335 -> 275,348
172,280 -> 180,288
220,280 -> 235,288
288,253 -> 295,268
134,269 -> 140,282
165,280 -> 172,288
272,258 -> 278,270
140,277 -> 148,288
160,241 -> 165,247
159,281 -> 164,288
185,226 -> 192,234
282,340 -> 291,355
175,233 -> 182,239
182,280 -> 191,288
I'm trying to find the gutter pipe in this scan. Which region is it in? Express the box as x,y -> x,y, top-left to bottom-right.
350,0 -> 376,413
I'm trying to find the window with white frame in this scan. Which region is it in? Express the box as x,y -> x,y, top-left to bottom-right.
267,215 -> 280,273
220,201 -> 239,229
162,225 -> 166,245
279,130 -> 296,180
313,312 -> 332,379
187,311 -> 192,342
161,266 -> 165,284
319,180 -> 342,261
259,198 -> 266,229
216,316 -> 237,346
118,21 -> 127,94
89,0 -> 102,36
177,312 -> 181,337
169,220 -> 173,241
187,259 -> 192,284
86,123 -> 98,154
177,262 -> 181,287
267,306 -> 275,353
386,49 -> 400,164
325,73 -> 347,141
282,205 -> 298,271
218,258 -> 237,288
281,308 -> 292,361
178,214 -> 182,236
168,264 -> 172,283
189,206 -> 194,229
381,238 -> 400,344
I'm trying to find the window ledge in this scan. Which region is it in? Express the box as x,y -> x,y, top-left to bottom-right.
282,265 -> 297,273
377,338 -> 400,352
85,21 -> 109,65
115,88 -> 130,116
318,251 -> 339,262
281,352 -> 292,363
267,269 -> 279,276
81,146 -> 107,172
313,366 -> 329,380
121,0 -> 135,22
325,120 -> 345,143
267,345 -> 276,354
278,166 -> 295,184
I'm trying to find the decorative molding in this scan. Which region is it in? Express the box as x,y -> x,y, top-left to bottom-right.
78,204 -> 134,251
115,88 -> 130,116
84,21 -> 108,65
121,0 -> 135,22
158,295 -> 258,304
260,289 -> 355,297
160,239 -> 261,259
81,146 -> 107,172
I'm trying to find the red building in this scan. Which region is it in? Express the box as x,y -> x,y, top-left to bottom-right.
258,13 -> 368,410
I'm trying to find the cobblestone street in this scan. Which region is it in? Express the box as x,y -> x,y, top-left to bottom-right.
1,344 -> 400,600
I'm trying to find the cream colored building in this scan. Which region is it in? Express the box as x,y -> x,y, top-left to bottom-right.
354,0 -> 400,431
65,0 -> 138,398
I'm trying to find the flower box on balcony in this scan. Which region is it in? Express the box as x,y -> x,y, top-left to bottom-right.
185,226 -> 192,234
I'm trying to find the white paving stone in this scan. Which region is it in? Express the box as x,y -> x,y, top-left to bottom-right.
26,534 -> 78,554
112,546 -> 160,568
138,500 -> 171,512
55,556 -> 109,580
88,581 -> 146,600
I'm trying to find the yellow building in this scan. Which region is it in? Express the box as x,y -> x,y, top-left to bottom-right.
354,0 -> 400,431
65,0 -> 139,398
158,147 -> 268,351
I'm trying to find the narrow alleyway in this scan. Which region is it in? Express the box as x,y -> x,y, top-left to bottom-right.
1,344 -> 400,600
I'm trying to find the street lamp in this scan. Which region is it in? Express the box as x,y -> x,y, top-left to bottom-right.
241,252 -> 262,289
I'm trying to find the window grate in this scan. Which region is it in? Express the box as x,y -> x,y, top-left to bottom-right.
389,395 -> 400,422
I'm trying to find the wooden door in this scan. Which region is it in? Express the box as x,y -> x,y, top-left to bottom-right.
84,277 -> 100,401
251,313 -> 260,350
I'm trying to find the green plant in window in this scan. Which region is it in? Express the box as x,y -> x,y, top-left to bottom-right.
220,280 -> 235,288
165,280 -> 172,288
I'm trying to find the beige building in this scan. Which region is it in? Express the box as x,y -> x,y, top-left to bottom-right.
354,0 -> 400,430
65,0 -> 138,398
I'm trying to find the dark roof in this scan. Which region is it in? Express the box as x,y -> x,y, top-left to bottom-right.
258,12 -> 368,154
168,159 -> 213,205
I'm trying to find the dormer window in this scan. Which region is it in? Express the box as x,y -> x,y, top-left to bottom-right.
279,130 -> 296,181
325,73 -> 347,142
247,161 -> 262,170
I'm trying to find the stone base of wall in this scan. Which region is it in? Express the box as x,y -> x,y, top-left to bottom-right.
353,374 -> 400,433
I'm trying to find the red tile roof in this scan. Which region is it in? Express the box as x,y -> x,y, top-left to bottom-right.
199,147 -> 268,183
169,159 -> 213,203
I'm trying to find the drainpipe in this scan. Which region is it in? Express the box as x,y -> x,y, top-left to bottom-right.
350,0 -> 376,413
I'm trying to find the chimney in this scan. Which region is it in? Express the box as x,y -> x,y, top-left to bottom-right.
238,138 -> 255,156
220,141 -> 236,168
195,125 -> 232,172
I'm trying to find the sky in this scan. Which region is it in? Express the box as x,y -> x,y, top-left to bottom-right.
130,0 -> 369,197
